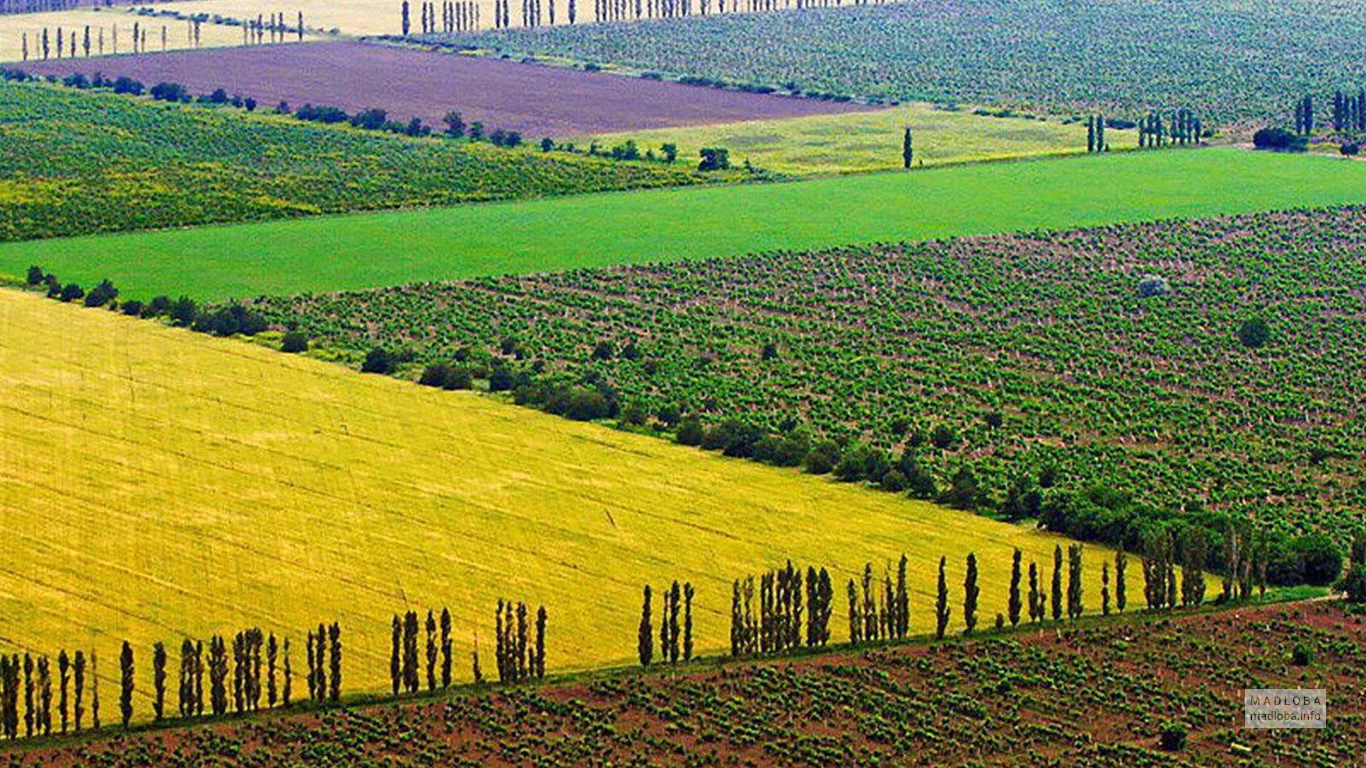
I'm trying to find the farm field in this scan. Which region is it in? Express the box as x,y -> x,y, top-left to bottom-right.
0,77 -> 726,242
14,41 -> 876,137
253,206 -> 1366,543
0,6 -> 305,62
0,287 -> 1112,707
454,0 -> 1366,126
580,101 -> 1129,175
7,148 -> 1366,299
11,599 -> 1360,767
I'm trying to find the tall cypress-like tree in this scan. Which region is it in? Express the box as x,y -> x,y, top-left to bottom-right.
730,581 -> 742,657
1008,548 -> 1022,626
847,578 -> 862,645
935,556 -> 950,639
425,610 -> 437,692
1050,545 -> 1064,621
57,651 -> 69,734
390,615 -> 401,696
683,582 -> 694,661
23,654 -> 33,738
1028,562 -> 1040,622
37,656 -> 50,736
401,0 -> 411,34
118,642 -> 133,729
1116,547 -> 1128,613
267,634 -> 278,709
90,649 -> 99,729
533,606 -> 547,678
902,126 -> 913,169
281,638 -> 292,708
328,623 -> 341,703
72,651 -> 84,732
440,608 -> 453,688
895,554 -> 909,639
152,642 -> 166,721
1067,543 -> 1084,620
963,553 -> 979,635
1102,561 -> 1112,616
403,611 -> 419,694
667,581 -> 682,663
638,585 -> 653,667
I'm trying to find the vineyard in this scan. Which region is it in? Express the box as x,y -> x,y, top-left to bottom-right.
453,0 -> 1366,126
252,206 -> 1366,543
7,148 -> 1366,299
0,76 -> 727,242
10,599 -> 1361,766
0,287 -> 1110,710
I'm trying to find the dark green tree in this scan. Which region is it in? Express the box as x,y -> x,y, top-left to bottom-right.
1008,548 -> 1022,626
935,556 -> 950,639
1051,545 -> 1064,621
902,126 -> 913,169
118,642 -> 133,729
152,642 -> 166,721
963,553 -> 979,634
638,585 -> 653,667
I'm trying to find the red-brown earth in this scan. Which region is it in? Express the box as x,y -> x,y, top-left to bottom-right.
13,40 -> 880,136
7,600 -> 1361,767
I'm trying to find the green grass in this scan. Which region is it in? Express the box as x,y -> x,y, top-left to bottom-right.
580,102 -> 1136,176
4,148 -> 1366,300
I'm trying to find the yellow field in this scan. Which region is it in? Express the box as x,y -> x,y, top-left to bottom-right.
583,102 -> 1140,176
0,7 -> 312,63
0,287 -> 1122,710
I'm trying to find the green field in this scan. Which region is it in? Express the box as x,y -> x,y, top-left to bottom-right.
581,102 -> 1133,176
4,148 -> 1366,300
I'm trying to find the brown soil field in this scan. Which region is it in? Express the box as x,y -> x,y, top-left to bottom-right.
6,600 -> 1361,767
14,40 -> 879,136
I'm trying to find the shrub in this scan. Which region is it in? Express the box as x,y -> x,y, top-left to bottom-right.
192,304 -> 267,337
1291,643 -> 1312,666
25,265 -> 44,286
281,332 -> 309,354
120,300 -> 144,317
418,363 -> 452,387
803,440 -> 841,475
169,297 -> 197,327
488,366 -> 514,392
1251,127 -> 1306,152
930,424 -> 957,450
83,279 -> 118,308
361,348 -> 394,374
675,416 -> 705,446
698,147 -> 730,171
58,283 -> 85,303
565,389 -> 611,421
1292,532 -> 1342,586
1341,141 -> 1360,156
1137,275 -> 1171,298
1158,721 -> 1187,751
1237,317 -> 1270,348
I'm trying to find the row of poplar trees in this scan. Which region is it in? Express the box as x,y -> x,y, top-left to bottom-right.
728,562 -> 835,658
401,1 -> 480,34
1138,109 -> 1202,148
493,600 -> 547,683
390,609 -> 455,695
0,622 -> 337,741
638,581 -> 695,666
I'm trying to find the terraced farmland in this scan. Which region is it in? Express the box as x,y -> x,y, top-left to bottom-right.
0,287 -> 1110,708
251,206 -> 1366,543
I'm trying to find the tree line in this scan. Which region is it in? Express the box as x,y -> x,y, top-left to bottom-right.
638,581 -> 694,666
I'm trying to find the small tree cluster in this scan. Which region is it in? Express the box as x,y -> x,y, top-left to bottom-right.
495,600 -> 545,682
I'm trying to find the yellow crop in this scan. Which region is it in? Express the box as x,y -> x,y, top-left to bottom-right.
0,288 -> 1121,709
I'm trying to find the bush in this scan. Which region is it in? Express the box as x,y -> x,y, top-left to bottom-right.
1137,275 -> 1171,298
25,265 -> 44,286
931,424 -> 957,450
1341,141 -> 1360,156
698,147 -> 730,171
488,366 -> 514,392
192,304 -> 267,337
58,283 -> 85,303
83,279 -> 118,308
169,297 -> 197,327
1291,643 -> 1312,666
1293,532 -> 1342,586
1251,127 -> 1306,152
281,332 -> 309,354
565,389 -> 612,421
803,440 -> 841,475
361,348 -> 394,374
1237,317 -> 1270,348
1158,721 -> 1187,751
676,416 -> 705,446
120,300 -> 144,317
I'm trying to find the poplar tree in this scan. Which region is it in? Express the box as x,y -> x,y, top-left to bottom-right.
1116,547 -> 1128,613
902,127 -> 913,169
90,649 -> 99,729
390,615 -> 403,695
847,578 -> 862,645
683,583 -> 695,662
267,634 -> 278,709
1067,543 -> 1084,620
895,554 -> 909,639
426,610 -> 438,692
1102,561 -> 1111,616
1051,545 -> 1064,621
638,585 -> 653,667
328,624 -> 341,703
210,637 -> 228,716
152,642 -> 166,721
533,606 -> 547,678
730,581 -> 742,657
281,639 -> 292,708
57,651 -> 69,734
515,604 -> 528,681
1028,562 -> 1041,622
23,654 -> 32,737
440,608 -> 453,688
935,556 -> 950,639
963,553 -> 979,635
119,642 -> 133,729
403,612 -> 419,693
37,656 -> 50,736
667,581 -> 682,663
1008,548 -> 1022,627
